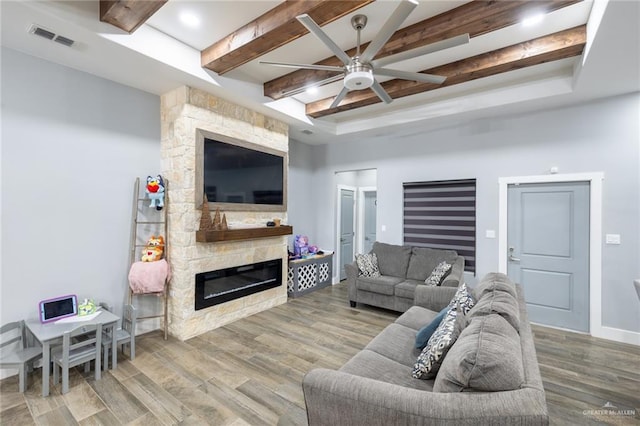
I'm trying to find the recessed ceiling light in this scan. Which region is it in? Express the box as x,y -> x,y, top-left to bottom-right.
180,11 -> 200,28
522,13 -> 544,27
306,86 -> 318,95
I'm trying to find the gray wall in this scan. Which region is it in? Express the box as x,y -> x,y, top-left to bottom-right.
293,93 -> 640,333
287,139 -> 315,249
1,48 -> 161,326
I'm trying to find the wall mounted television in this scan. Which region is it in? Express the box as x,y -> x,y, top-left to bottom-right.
196,129 -> 287,212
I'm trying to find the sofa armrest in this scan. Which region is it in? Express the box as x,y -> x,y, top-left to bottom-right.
441,256 -> 465,288
414,285 -> 457,311
345,262 -> 358,303
303,369 -> 548,426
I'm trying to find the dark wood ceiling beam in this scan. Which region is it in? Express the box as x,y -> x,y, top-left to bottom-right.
264,0 -> 582,100
100,0 -> 167,34
305,25 -> 586,118
201,0 -> 374,75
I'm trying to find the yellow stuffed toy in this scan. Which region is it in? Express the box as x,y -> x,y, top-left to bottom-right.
141,235 -> 165,262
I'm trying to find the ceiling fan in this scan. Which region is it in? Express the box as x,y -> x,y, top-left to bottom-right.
261,0 -> 469,108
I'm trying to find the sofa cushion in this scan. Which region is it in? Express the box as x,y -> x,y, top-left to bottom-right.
365,323 -> 421,368
467,288 -> 520,331
394,306 -> 438,330
434,314 -> 524,393
406,247 -> 459,281
415,307 -> 448,350
355,276 -> 402,295
371,242 -> 412,278
355,253 -> 380,278
340,349 -> 434,391
424,261 -> 452,286
472,272 -> 517,299
394,280 -> 420,299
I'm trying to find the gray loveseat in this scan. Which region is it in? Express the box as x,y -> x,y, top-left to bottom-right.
303,273 -> 549,425
346,242 -> 465,312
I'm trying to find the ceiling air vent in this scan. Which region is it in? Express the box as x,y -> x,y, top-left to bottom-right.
28,24 -> 75,47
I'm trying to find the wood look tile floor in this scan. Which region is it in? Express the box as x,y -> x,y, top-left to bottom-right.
1,283 -> 639,425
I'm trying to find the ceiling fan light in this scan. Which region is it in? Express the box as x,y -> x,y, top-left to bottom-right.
344,70 -> 374,90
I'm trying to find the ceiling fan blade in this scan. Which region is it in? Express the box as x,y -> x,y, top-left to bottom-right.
297,14 -> 352,66
282,74 -> 346,97
360,0 -> 418,63
371,80 -> 393,104
374,68 -> 446,84
330,87 -> 350,109
371,33 -> 470,68
260,61 -> 344,72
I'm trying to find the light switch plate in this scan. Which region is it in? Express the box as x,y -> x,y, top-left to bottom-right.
381,225 -> 387,232
486,230 -> 496,239
605,234 -> 621,244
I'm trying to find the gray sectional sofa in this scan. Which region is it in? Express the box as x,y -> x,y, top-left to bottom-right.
303,273 -> 549,425
346,242 -> 465,312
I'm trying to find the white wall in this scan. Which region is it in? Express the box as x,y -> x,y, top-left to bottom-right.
293,93 -> 640,334
1,48 -> 161,326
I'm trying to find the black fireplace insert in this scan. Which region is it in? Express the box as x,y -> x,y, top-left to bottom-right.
195,259 -> 282,310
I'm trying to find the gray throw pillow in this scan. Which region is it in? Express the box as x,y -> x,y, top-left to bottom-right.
433,314 -> 525,392
355,253 -> 380,278
424,261 -> 452,286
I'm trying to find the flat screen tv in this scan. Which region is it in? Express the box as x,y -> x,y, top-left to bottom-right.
197,130 -> 287,212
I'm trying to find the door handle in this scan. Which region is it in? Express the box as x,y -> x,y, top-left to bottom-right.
509,247 -> 521,262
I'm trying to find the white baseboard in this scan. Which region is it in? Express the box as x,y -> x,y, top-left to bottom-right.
592,326 -> 640,346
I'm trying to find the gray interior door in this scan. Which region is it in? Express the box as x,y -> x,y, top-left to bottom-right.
340,189 -> 355,280
364,191 -> 377,253
507,182 -> 590,332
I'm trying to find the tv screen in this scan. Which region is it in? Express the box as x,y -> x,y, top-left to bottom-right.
203,138 -> 284,206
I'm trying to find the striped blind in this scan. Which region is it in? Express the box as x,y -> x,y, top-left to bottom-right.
403,179 -> 476,274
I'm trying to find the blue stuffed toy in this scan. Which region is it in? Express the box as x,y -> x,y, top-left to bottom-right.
146,175 -> 165,210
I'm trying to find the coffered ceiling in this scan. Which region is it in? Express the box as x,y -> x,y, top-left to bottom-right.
1,1 -> 638,144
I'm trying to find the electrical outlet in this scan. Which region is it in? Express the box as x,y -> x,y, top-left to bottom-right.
486,230 -> 496,239
605,234 -> 621,245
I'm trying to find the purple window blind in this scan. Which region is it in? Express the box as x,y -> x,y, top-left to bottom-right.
403,179 -> 476,274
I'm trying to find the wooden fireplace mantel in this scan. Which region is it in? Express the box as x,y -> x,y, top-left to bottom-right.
196,225 -> 293,243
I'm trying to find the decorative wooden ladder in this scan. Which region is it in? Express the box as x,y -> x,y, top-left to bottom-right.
128,177 -> 169,340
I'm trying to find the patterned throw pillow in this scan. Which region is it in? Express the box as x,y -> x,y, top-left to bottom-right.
447,282 -> 475,314
424,261 -> 452,286
355,253 -> 381,278
412,283 -> 475,379
412,307 -> 459,379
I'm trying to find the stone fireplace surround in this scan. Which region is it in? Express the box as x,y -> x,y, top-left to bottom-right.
161,86 -> 289,341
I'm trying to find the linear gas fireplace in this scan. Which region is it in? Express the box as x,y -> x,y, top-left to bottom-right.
195,259 -> 283,310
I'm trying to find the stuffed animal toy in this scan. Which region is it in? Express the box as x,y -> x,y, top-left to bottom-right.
146,175 -> 165,210
141,235 -> 165,262
294,234 -> 309,257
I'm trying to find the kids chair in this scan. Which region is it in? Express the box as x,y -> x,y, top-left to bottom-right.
51,323 -> 102,394
101,304 -> 136,370
0,320 -> 42,392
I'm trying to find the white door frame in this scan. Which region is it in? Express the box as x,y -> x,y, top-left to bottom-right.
498,172 -> 606,339
357,186 -> 377,254
336,185 -> 357,283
